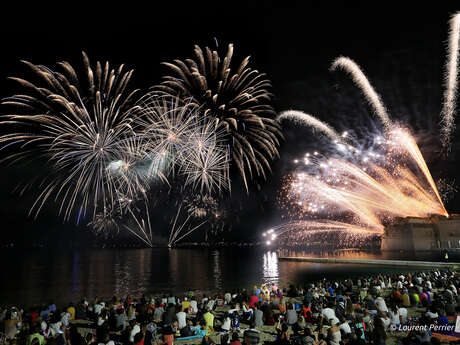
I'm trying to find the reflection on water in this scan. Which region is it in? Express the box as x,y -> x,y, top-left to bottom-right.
263,251 -> 279,286
0,247 -> 437,306
212,250 -> 222,290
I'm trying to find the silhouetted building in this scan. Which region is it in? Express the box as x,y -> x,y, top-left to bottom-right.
381,215 -> 460,251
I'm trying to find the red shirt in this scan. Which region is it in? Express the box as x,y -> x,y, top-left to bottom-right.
29,312 -> 38,324
249,295 -> 259,308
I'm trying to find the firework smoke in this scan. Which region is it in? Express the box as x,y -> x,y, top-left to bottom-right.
331,57 -> 392,130
441,12 -> 460,153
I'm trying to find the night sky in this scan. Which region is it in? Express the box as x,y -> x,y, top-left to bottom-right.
0,2 -> 459,246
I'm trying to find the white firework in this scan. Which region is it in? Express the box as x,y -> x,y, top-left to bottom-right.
277,110 -> 343,143
331,56 -> 392,130
182,120 -> 230,193
441,12 -> 460,152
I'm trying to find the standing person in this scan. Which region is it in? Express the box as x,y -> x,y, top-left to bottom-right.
181,298 -> 191,312
67,303 -> 76,320
242,301 -> 253,321
221,313 -> 232,332
371,317 -> 387,345
328,319 -> 341,345
203,308 -> 215,331
388,305 -> 401,329
253,305 -> 264,327
115,308 -> 128,331
153,304 -> 164,322
176,308 -> 187,330
286,303 -> 298,326
4,311 -> 20,340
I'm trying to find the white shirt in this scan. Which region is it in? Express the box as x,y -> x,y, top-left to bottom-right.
97,317 -> 106,326
398,307 -> 408,323
94,303 -> 104,315
339,322 -> 352,334
49,322 -> 62,337
426,311 -> 438,319
176,311 -> 187,329
321,307 -> 336,321
61,312 -> 70,327
221,317 -> 231,331
130,325 -> 140,342
190,301 -> 198,313
380,317 -> 391,330
389,310 -> 400,325
207,300 -> 215,310
375,297 -> 388,313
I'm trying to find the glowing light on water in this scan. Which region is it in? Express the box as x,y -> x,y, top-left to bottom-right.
263,251 -> 279,285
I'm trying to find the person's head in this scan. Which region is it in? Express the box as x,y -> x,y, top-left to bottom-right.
102,334 -> 110,344
282,323 -> 289,333
232,332 -> 239,342
374,316 -> 384,329
244,329 -> 260,345
134,332 -> 144,344
85,333 -> 95,344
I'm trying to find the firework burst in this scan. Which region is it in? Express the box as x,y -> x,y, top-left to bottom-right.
0,52 -> 141,220
136,96 -> 230,194
151,43 -> 283,191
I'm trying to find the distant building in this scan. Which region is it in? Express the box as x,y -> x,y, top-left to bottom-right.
381,215 -> 460,251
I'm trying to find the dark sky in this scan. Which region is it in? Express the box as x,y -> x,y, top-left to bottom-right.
0,1 -> 459,246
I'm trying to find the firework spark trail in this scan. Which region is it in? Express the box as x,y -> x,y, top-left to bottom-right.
280,127 -> 448,241
441,12 -> 460,152
277,110 -> 343,143
331,57 -> 392,130
168,203 -> 207,246
268,220 -> 381,237
391,128 -> 448,215
124,204 -> 153,247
